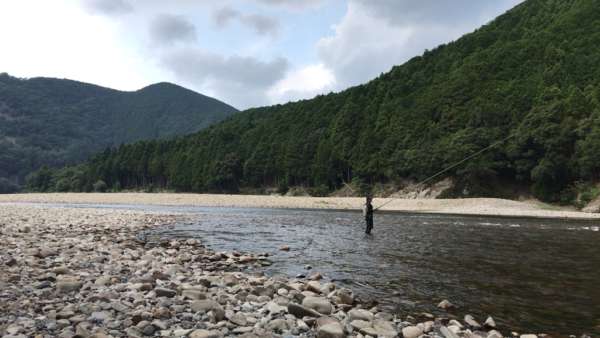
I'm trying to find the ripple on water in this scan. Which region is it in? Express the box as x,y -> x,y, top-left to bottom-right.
143,206 -> 600,336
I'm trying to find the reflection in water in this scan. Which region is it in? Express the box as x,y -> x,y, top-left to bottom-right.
148,207 -> 600,336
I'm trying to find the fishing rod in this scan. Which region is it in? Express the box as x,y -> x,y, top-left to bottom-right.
373,133 -> 517,211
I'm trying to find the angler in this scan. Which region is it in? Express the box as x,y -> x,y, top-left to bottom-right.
364,194 -> 374,234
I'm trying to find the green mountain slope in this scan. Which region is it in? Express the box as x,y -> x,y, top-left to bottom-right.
29,0 -> 600,203
0,74 -> 237,190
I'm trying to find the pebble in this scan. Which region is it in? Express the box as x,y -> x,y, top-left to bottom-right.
422,321 -> 434,333
191,299 -> 221,313
488,330 -> 504,338
348,309 -> 374,322
302,296 -> 333,314
266,301 -> 287,314
95,275 -> 112,286
154,287 -> 177,298
56,279 -> 82,293
449,319 -> 464,329
438,299 -> 456,309
151,320 -> 168,330
372,319 -> 398,337
189,329 -> 224,338
350,320 -> 371,330
308,272 -> 323,280
485,316 -> 497,328
53,266 -> 71,275
297,319 -> 310,331
89,311 -> 110,323
5,256 -> 17,266
335,288 -> 354,305
36,280 -> 52,289
317,320 -> 345,338
441,325 -> 461,338
266,318 -> 289,332
402,325 -> 424,338
449,325 -> 462,333
181,289 -> 205,300
228,312 -> 247,326
0,204 -> 540,338
465,314 -> 482,328
140,322 -> 156,336
288,302 -> 322,318
307,280 -> 322,293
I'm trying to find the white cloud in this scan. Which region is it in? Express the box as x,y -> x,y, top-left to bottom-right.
0,0 -> 527,109
317,2 -> 413,89
254,0 -> 325,10
0,0 -> 163,91
240,14 -> 280,37
213,6 -> 238,26
353,0 -> 521,26
316,0 -> 525,90
161,48 -> 289,108
213,6 -> 280,37
82,0 -> 133,15
149,14 -> 197,46
268,63 -> 335,103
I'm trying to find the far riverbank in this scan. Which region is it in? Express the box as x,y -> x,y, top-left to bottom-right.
1,193 -> 599,220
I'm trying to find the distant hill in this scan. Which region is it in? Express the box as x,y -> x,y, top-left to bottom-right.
0,73 -> 237,190
27,0 -> 600,204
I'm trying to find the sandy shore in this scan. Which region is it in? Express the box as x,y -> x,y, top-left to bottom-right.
1,193 -> 599,220
0,204 -> 519,338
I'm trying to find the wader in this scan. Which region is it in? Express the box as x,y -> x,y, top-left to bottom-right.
365,199 -> 374,234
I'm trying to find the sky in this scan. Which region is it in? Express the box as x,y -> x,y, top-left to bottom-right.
0,0 -> 524,110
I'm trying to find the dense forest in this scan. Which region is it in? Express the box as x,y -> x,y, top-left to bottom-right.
0,74 -> 238,191
27,0 -> 600,204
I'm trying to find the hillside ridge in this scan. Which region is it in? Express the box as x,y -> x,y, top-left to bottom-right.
0,73 -> 238,191
25,0 -> 600,206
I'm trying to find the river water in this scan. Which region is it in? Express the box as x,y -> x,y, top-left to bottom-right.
40,203 -> 600,335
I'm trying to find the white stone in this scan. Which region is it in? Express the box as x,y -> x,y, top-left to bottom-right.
402,326 -> 423,338
350,320 -> 372,330
485,316 -> 497,328
189,329 -> 223,338
302,296 -> 333,314
438,299 -> 455,309
488,330 -> 503,338
465,314 -> 481,328
348,309 -> 374,322
317,323 -> 345,338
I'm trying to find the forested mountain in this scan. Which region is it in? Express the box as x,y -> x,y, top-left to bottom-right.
0,74 -> 237,191
28,0 -> 600,204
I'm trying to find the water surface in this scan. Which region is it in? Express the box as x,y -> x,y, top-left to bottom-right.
25,203 -> 600,335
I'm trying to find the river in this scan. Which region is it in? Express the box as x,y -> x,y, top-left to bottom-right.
41,203 -> 600,335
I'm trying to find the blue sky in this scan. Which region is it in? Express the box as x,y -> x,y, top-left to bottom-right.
0,0 -> 523,109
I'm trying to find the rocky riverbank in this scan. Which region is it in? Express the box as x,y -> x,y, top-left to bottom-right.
0,205 -> 556,338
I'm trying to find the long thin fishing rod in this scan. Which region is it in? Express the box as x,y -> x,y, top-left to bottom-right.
374,133 -> 516,211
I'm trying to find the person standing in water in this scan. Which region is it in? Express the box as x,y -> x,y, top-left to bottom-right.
364,195 -> 374,234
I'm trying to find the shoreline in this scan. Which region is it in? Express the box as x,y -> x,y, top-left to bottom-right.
0,204 -> 543,338
1,192 -> 599,220
5,201 -> 600,224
